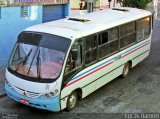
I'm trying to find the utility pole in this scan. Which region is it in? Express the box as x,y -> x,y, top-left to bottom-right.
83,0 -> 96,13
154,0 -> 158,19
108,0 -> 112,8
113,0 -> 116,7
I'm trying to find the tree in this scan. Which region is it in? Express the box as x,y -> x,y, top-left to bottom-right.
119,0 -> 151,9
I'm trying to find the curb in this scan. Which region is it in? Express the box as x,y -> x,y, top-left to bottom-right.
0,86 -> 6,98
0,93 -> 6,98
0,67 -> 6,98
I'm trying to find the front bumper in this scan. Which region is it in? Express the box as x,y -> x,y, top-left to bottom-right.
5,83 -> 60,112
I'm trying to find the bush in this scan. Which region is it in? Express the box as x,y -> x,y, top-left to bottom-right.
121,0 -> 151,9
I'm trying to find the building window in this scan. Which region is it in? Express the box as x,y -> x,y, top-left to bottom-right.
21,6 -> 30,17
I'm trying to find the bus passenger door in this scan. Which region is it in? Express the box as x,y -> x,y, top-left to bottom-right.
61,39 -> 83,110
62,39 -> 83,89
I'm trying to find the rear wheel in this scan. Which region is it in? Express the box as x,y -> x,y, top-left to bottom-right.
66,91 -> 78,111
122,62 -> 130,78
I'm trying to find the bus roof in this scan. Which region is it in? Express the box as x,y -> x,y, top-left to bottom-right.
25,7 -> 151,40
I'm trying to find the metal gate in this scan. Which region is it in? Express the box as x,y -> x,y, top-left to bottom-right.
43,5 -> 65,23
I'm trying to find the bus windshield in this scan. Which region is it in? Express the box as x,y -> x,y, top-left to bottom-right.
8,32 -> 71,82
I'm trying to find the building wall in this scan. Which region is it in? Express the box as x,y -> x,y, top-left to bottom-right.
95,0 -> 100,8
0,4 -> 69,67
100,0 -> 121,8
0,6 -> 43,67
70,0 -> 80,10
70,0 -> 100,10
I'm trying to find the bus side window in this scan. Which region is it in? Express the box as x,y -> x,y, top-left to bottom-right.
98,31 -> 108,45
137,17 -> 151,42
65,53 -> 73,73
85,35 -> 97,65
72,44 -> 82,68
98,27 -> 118,58
120,22 -> 136,49
65,40 -> 82,74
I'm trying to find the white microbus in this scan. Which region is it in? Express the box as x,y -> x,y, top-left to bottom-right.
5,7 -> 152,112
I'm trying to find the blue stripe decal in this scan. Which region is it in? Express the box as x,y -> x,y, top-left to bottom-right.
121,40 -> 150,56
71,58 -> 114,80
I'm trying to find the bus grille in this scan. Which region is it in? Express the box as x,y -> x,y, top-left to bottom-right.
14,86 -> 40,98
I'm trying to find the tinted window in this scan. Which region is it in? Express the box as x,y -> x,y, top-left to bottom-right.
120,33 -> 136,48
98,31 -> 108,45
99,40 -> 118,58
120,25 -> 126,37
65,40 -> 82,74
85,35 -> 97,65
120,22 -> 136,49
98,27 -> 118,58
86,35 -> 97,50
18,32 -> 70,52
108,28 -> 118,41
126,22 -> 136,33
9,32 -> 71,83
41,34 -> 70,52
85,49 -> 97,64
137,17 -> 151,41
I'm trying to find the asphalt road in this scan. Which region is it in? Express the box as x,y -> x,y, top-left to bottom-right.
0,20 -> 160,119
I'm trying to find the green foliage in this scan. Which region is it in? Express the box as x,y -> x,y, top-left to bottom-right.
121,0 -> 151,9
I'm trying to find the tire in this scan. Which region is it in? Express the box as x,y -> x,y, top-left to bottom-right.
66,91 -> 78,111
122,62 -> 130,78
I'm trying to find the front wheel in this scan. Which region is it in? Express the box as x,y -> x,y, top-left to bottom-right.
122,62 -> 130,78
66,91 -> 78,111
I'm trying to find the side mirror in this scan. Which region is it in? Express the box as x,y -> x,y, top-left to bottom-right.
71,49 -> 78,61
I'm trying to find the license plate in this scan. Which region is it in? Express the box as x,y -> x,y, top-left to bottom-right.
19,98 -> 29,105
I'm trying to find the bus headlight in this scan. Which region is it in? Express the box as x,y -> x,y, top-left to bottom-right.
42,89 -> 59,98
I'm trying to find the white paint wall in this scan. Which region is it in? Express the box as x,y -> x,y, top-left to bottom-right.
70,0 -> 100,10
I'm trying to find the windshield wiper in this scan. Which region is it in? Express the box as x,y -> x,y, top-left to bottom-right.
27,47 -> 39,76
36,49 -> 41,78
12,57 -> 25,62
22,49 -> 33,66
15,49 -> 32,71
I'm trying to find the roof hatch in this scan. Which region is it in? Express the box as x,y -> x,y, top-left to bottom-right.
112,8 -> 129,12
67,18 -> 90,23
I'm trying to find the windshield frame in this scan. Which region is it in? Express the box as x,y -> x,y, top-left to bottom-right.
7,31 -> 71,83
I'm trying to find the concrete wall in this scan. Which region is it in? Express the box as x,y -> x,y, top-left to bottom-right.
0,4 -> 69,67
0,6 -> 43,67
